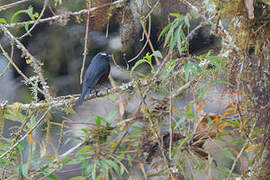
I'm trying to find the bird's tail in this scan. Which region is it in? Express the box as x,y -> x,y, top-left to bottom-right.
75,87 -> 88,107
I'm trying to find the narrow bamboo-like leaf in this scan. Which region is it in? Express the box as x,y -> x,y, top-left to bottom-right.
163,25 -> 175,48
158,23 -> 172,40
184,63 -> 190,82
179,133 -> 191,148
91,162 -> 96,180
211,80 -> 234,87
169,31 -> 178,53
105,160 -> 120,172
76,146 -> 91,156
184,14 -> 190,28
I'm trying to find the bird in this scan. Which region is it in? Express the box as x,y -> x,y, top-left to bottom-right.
76,52 -> 111,106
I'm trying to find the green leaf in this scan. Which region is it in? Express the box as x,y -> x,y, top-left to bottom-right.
0,18 -> 7,24
158,23 -> 172,40
47,174 -> 59,180
169,13 -> 181,18
96,116 -> 103,126
152,51 -> 163,58
81,159 -> 89,176
184,14 -> 190,28
211,80 -> 234,87
169,32 -> 178,53
130,59 -> 148,77
91,162 -> 96,180
70,177 -> 84,180
164,25 -> 175,48
104,160 -> 120,172
76,146 -> 91,156
24,22 -> 31,36
161,59 -> 177,77
229,120 -> 240,127
179,133 -> 191,148
184,62 -> 190,82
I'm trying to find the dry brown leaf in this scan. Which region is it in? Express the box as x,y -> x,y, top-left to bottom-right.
194,114 -> 220,141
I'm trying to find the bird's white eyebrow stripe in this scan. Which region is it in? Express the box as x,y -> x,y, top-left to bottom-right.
100,52 -> 107,56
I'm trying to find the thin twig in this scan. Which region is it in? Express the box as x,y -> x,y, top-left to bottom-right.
4,0 -> 126,28
169,83 -> 173,159
80,0 -> 91,84
128,14 -> 152,63
0,107 -> 51,159
0,0 -> 29,10
140,16 -> 160,65
18,0 -> 49,40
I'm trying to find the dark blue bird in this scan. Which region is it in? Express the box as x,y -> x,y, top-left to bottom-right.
76,52 -> 111,106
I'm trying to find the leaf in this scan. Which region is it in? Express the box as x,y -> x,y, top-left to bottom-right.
47,174 -> 59,180
70,177 -> 84,180
169,13 -> 181,18
184,63 -> 190,82
96,116 -> 103,126
158,23 -> 172,40
179,133 -> 191,148
130,59 -> 148,77
91,162 -> 96,180
0,18 -> 7,24
152,51 -> 163,58
104,160 -> 120,172
81,159 -> 89,176
211,80 -> 234,87
164,25 -> 175,48
76,146 -> 91,156
169,32 -> 178,53
184,14 -> 190,28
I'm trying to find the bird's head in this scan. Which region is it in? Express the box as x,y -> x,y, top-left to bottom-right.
98,52 -> 112,60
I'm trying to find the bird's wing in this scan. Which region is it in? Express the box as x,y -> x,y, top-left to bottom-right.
84,62 -> 109,89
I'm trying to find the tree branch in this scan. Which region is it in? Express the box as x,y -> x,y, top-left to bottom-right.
4,0 -> 126,28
